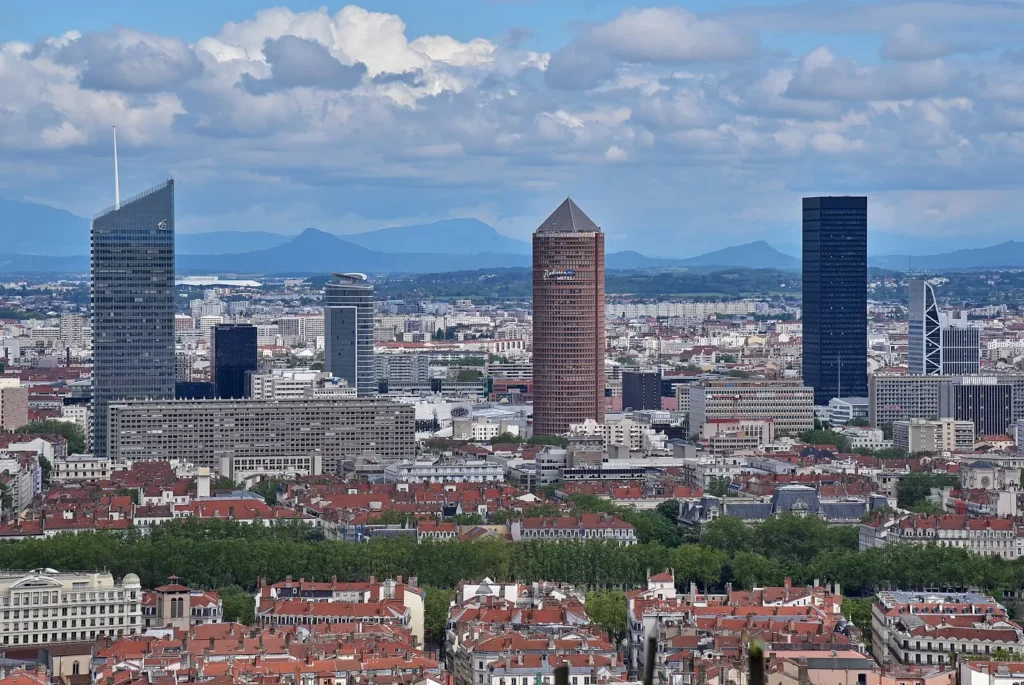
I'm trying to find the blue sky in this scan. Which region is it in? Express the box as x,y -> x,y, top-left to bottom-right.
2,1 -> 1024,256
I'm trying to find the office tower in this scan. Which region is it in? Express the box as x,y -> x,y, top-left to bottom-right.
940,377 -> 1013,437
107,397 -> 415,474
212,323 -> 257,399
324,273 -> 376,397
802,196 -> 868,405
532,198 -> 605,436
0,379 -> 28,430
622,370 -> 661,411
688,379 -> 815,435
91,180 -> 176,457
908,280 -> 980,375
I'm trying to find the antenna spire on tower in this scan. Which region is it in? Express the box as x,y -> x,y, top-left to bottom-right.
113,126 -> 120,211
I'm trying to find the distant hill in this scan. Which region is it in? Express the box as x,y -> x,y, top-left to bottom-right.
870,241 -> 1024,270
344,218 -> 530,255
678,241 -> 800,269
0,198 -> 88,256
177,231 -> 288,255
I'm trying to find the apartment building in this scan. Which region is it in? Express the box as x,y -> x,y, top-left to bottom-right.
893,419 -> 975,453
861,514 -> 1020,559
0,379 -> 28,431
107,398 -> 415,473
689,379 -> 814,435
871,590 -> 1021,667
51,454 -> 111,483
0,569 -> 142,647
510,514 -> 636,545
382,458 -> 504,484
869,375 -> 950,428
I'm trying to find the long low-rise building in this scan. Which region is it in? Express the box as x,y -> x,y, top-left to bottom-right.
382,458 -> 504,484
689,379 -> 814,435
107,398 -> 415,474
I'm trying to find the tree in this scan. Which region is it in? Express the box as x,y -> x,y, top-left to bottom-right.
219,586 -> 255,625
38,455 -> 52,486
897,473 -> 959,510
844,598 -> 873,646
909,500 -> 945,515
0,482 -> 12,512
847,417 -> 870,427
424,586 -> 455,642
879,422 -> 894,440
251,479 -> 281,505
526,435 -> 569,448
489,432 -> 523,445
700,516 -> 753,555
14,420 -> 86,455
212,476 -> 239,490
707,476 -> 732,498
456,369 -> 482,382
798,429 -> 851,453
585,590 -> 627,644
655,500 -> 680,523
370,510 -> 415,526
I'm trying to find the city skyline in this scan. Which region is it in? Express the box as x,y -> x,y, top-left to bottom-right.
3,1 -> 1024,256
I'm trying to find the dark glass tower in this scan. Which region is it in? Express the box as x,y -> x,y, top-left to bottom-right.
91,180 -> 176,457
622,370 -> 661,411
212,323 -> 257,399
324,273 -> 375,396
802,196 -> 868,405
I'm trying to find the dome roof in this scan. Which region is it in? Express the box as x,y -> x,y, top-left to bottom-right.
122,573 -> 141,586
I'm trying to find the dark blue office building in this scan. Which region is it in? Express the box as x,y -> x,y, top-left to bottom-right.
212,323 -> 258,399
802,196 -> 868,405
91,180 -> 176,457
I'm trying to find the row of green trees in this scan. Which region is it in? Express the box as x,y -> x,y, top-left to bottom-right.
1,518 -> 1021,600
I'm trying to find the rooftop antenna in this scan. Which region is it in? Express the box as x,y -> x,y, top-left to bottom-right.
113,126 -> 121,211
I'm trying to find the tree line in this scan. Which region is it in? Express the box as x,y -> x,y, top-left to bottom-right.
0,517 -> 1020,602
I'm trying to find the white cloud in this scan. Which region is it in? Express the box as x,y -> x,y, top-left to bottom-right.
604,145 -> 628,162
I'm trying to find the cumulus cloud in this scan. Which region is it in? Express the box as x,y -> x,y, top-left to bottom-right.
546,7 -> 756,91
3,1 -> 1024,251
241,36 -> 367,93
786,47 -> 959,100
52,27 -> 203,93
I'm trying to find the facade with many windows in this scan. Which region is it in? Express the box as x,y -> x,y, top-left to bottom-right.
0,569 -> 141,647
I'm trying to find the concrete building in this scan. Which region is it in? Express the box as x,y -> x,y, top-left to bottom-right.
90,180 -> 176,457
0,568 -> 142,647
248,368 -> 351,400
802,196 -> 868,405
106,397 -> 415,474
869,375 -> 951,428
828,397 -> 868,426
51,454 -> 111,482
689,379 -> 814,435
940,377 -> 1014,438
376,354 -> 430,391
532,198 -> 605,436
324,273 -> 375,397
0,379 -> 28,431
382,458 -> 505,484
892,419 -> 975,453
908,280 -> 981,376
217,454 -> 323,483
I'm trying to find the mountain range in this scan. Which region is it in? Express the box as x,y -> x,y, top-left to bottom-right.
2,195 -> 1024,274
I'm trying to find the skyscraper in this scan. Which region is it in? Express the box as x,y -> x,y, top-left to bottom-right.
802,196 -> 868,405
532,198 -> 605,436
324,273 -> 375,396
908,280 -> 980,376
212,323 -> 257,399
622,370 -> 661,411
91,180 -> 176,457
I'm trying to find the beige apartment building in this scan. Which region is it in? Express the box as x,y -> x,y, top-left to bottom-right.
0,569 -> 142,648
893,418 -> 975,453
689,379 -> 814,435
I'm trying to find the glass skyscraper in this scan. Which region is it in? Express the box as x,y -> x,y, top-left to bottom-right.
91,180 -> 176,457
802,196 -> 868,406
212,323 -> 258,399
324,273 -> 375,396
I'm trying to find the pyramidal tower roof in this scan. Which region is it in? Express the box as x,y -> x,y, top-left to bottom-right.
535,198 -> 601,234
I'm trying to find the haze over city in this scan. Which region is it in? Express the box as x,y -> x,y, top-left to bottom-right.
3,0 -> 1024,254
